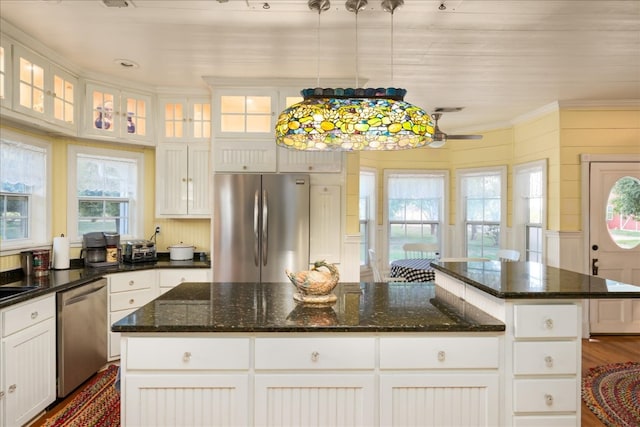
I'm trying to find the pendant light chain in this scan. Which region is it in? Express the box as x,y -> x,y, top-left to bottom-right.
316,9 -> 321,87
355,10 -> 359,88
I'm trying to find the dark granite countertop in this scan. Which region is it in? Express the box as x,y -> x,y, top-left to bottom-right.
0,253 -> 210,309
112,281 -> 505,333
431,261 -> 640,299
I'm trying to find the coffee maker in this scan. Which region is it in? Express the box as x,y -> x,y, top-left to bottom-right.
82,232 -> 120,267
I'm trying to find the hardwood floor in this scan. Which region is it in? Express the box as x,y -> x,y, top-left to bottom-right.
581,335 -> 640,427
27,337 -> 640,426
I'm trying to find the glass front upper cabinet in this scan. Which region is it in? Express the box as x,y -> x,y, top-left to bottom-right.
12,45 -> 77,130
158,96 -> 211,142
213,89 -> 276,137
0,37 -> 10,109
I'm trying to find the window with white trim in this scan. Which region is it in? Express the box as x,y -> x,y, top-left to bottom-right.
359,169 -> 376,266
458,167 -> 506,260
514,160 -> 546,262
67,146 -> 143,243
0,130 -> 51,251
385,170 -> 447,262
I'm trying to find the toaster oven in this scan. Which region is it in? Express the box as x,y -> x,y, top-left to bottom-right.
122,240 -> 157,263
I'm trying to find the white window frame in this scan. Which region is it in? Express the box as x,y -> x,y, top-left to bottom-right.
0,129 -> 52,253
67,145 -> 144,245
383,169 -> 449,265
359,168 -> 377,269
456,166 -> 507,259
513,159 -> 547,262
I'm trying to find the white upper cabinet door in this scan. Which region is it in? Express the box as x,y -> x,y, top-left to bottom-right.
0,36 -> 11,110
84,82 -> 153,145
12,44 -> 78,132
212,88 -> 277,138
158,96 -> 211,143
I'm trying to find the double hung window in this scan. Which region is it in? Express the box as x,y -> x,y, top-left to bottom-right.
359,169 -> 376,266
514,160 -> 546,262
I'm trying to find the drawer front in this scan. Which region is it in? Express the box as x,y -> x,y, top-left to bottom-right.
158,268 -> 211,287
127,337 -> 250,370
109,270 -> 155,293
3,294 -> 55,337
514,305 -> 578,338
513,341 -> 577,375
513,378 -> 577,413
513,415 -> 578,427
255,337 -> 375,370
110,288 -> 156,312
380,336 -> 500,369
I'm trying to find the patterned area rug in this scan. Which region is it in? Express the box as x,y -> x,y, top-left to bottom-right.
582,361 -> 640,427
44,364 -> 120,427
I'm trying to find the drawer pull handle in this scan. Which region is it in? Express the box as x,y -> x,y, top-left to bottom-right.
31,311 -> 38,319
183,351 -> 192,362
8,384 -> 16,393
129,280 -> 134,286
437,351 -> 446,362
544,355 -> 554,367
311,351 -> 320,362
544,318 -> 554,329
544,393 -> 553,406
129,299 -> 135,304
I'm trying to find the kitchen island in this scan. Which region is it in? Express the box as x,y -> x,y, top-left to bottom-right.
113,262 -> 640,427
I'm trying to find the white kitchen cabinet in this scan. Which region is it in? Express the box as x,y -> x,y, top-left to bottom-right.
84,81 -> 153,145
212,88 -> 276,138
107,270 -> 157,361
0,36 -> 11,110
156,142 -> 210,217
158,96 -> 211,143
158,268 -> 212,294
213,137 -> 277,172
1,294 -> 56,427
278,148 -> 343,173
11,44 -> 77,132
310,185 -> 341,264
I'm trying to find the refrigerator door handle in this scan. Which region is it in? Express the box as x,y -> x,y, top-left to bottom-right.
253,190 -> 260,267
262,189 -> 268,266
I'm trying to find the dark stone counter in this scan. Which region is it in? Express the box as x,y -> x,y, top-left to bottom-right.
112,281 -> 505,333
431,261 -> 640,299
0,254 -> 210,309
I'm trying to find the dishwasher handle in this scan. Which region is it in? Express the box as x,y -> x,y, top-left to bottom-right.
61,281 -> 106,307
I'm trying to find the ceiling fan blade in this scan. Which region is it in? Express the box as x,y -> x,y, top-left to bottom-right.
446,134 -> 483,140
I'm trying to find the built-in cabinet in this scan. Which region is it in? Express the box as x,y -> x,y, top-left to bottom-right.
108,269 -> 212,360
156,142 -> 210,217
0,36 -> 11,110
157,95 -> 211,143
84,82 -> 153,145
119,333 -> 501,427
0,294 -> 56,427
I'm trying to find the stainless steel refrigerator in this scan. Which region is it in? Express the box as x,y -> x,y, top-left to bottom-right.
213,173 -> 310,282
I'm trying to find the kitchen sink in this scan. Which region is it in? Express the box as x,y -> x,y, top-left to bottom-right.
0,286 -> 38,301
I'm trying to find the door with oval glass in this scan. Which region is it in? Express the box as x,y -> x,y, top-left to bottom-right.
589,161 -> 640,333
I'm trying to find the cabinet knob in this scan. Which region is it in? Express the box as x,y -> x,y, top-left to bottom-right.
129,280 -> 135,286
182,178 -> 187,182
544,355 -> 554,367
8,384 -> 16,393
311,351 -> 320,362
183,351 -> 192,362
31,311 -> 38,319
129,299 -> 135,305
544,318 -> 554,329
0,391 -> 4,399
437,350 -> 446,362
544,393 -> 553,406
242,166 -> 248,170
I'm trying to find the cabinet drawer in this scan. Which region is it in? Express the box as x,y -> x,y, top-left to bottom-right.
513,378 -> 577,413
513,341 -> 577,375
3,294 -> 55,337
513,415 -> 577,427
514,305 -> 578,338
109,270 -> 155,293
255,337 -> 375,370
127,337 -> 250,370
380,336 -> 500,369
158,268 -> 211,288
110,288 -> 156,312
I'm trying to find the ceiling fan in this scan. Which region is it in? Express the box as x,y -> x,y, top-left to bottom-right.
429,108 -> 483,148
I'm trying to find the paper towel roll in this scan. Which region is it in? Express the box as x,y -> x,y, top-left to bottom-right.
53,235 -> 70,269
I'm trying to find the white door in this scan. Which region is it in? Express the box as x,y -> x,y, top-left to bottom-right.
589,161 -> 640,333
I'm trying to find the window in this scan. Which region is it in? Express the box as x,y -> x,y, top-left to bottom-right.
0,130 -> 50,250
514,160 -> 546,262
458,167 -> 506,260
359,169 -> 376,266
385,171 -> 447,262
67,146 -> 143,243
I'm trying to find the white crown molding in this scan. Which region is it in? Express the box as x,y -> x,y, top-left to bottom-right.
202,76 -> 368,89
558,99 -> 640,109
510,102 -> 561,126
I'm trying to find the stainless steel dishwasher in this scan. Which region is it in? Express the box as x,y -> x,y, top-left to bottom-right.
56,278 -> 108,398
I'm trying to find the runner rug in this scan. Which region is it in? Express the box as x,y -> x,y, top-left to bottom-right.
581,361 -> 640,427
43,364 -> 120,427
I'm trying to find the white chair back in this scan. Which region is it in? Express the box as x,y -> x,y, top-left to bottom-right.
497,249 -> 520,262
402,243 -> 439,259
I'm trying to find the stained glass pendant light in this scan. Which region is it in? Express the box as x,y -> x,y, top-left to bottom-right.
275,0 -> 434,151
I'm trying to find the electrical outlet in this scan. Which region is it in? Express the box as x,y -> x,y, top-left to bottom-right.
155,225 -> 161,234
